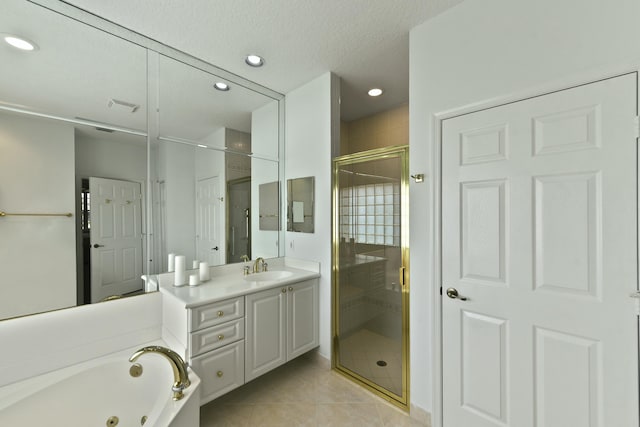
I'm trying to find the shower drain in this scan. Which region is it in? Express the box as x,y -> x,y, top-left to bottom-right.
376,360 -> 387,367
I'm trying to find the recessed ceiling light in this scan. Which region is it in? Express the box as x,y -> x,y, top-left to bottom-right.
368,88 -> 384,97
245,54 -> 264,67
197,144 -> 207,148
3,35 -> 38,51
213,82 -> 230,91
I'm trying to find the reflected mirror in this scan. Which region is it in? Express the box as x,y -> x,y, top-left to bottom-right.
150,55 -> 281,272
287,177 -> 315,233
0,0 -> 148,319
0,0 -> 283,321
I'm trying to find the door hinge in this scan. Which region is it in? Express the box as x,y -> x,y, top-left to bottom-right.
635,116 -> 640,139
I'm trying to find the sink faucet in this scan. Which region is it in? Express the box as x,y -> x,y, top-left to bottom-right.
253,257 -> 265,273
129,345 -> 191,401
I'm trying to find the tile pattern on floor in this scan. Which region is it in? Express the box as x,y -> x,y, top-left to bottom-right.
200,352 -> 427,426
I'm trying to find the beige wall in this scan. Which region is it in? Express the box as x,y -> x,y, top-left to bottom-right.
340,103 -> 408,155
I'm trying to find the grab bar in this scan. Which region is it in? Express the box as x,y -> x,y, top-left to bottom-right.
0,211 -> 72,217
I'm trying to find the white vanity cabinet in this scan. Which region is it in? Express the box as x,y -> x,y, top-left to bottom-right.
159,261 -> 320,406
245,279 -> 319,381
187,296 -> 245,405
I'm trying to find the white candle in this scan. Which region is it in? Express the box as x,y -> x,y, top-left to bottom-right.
174,255 -> 186,287
168,253 -> 175,272
199,261 -> 210,281
189,273 -> 200,286
192,259 -> 199,269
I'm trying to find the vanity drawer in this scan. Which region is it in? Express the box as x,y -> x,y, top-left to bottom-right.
190,318 -> 245,357
191,340 -> 245,405
190,297 -> 244,332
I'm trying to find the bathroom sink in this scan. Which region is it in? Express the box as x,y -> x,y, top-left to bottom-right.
244,271 -> 294,282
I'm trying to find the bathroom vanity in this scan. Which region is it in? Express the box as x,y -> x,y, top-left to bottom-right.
158,258 -> 320,405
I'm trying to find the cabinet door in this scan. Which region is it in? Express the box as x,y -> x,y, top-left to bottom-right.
245,286 -> 286,382
191,340 -> 244,405
287,279 -> 319,359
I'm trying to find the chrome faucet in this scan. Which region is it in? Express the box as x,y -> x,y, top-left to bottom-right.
129,346 -> 191,401
253,257 -> 266,273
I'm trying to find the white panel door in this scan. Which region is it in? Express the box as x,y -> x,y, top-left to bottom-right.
196,176 -> 223,266
442,74 -> 638,427
89,177 -> 143,302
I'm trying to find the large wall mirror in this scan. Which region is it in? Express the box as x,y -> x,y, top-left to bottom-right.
150,54 -> 281,272
0,0 -> 283,321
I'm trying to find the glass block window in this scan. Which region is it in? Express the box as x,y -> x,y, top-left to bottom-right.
339,182 -> 400,246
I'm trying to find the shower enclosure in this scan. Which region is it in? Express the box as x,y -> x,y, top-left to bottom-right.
332,145 -> 409,408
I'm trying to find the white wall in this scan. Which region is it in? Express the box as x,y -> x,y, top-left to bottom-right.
75,133 -> 147,182
252,100 -> 281,258
409,0 -> 640,413
284,72 -> 337,358
0,113 -> 76,319
158,142 -> 196,262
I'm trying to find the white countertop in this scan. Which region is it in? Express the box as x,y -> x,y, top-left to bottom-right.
157,257 -> 320,308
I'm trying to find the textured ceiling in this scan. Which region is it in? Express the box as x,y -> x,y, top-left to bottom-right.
61,0 -> 464,121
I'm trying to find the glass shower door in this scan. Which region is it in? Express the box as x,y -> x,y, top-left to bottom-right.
333,145 -> 409,408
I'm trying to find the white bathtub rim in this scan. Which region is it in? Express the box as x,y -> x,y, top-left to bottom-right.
0,339 -> 200,421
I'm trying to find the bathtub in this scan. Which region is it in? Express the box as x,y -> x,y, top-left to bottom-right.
0,342 -> 200,427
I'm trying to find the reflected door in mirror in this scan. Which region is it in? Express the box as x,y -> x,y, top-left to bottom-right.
89,177 -> 143,303
196,176 -> 223,266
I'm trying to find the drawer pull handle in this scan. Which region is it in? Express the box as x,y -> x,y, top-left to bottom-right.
217,371 -> 224,378
218,334 -> 224,341
217,310 -> 224,317
281,288 -> 286,293
288,287 -> 293,292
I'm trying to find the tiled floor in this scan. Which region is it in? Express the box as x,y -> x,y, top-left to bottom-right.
200,351 -> 427,426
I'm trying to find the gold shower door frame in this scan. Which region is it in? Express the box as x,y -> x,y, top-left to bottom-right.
332,145 -> 410,410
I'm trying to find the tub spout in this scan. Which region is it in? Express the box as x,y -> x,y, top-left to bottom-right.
129,346 -> 191,401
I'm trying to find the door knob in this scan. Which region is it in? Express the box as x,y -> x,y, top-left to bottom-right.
93,244 -> 104,248
446,288 -> 467,301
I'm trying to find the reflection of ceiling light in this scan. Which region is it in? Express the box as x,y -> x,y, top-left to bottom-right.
3,35 -> 38,51
245,54 -> 264,67
197,144 -> 207,148
108,98 -> 139,113
214,82 -> 230,91
368,88 -> 384,97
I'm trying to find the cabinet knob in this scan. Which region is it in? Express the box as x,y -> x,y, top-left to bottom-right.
281,288 -> 286,293
217,310 -> 224,317
218,334 -> 224,341
288,287 -> 293,292
217,371 -> 224,378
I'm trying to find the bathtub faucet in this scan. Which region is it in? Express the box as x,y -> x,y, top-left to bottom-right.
129,345 -> 191,401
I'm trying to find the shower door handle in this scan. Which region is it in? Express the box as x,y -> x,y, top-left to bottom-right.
231,227 -> 235,256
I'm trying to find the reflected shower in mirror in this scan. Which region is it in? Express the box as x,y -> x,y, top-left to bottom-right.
0,0 -> 148,320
